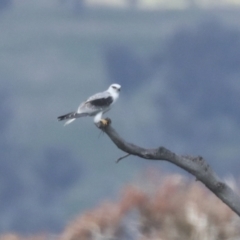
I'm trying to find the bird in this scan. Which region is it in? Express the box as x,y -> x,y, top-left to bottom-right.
57,83 -> 121,126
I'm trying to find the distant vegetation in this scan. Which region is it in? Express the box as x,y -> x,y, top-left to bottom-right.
104,18 -> 240,174
0,172 -> 239,240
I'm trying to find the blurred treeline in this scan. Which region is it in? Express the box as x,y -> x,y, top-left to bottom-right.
0,171 -> 239,240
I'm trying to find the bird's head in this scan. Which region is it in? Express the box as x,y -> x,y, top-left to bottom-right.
108,84 -> 121,93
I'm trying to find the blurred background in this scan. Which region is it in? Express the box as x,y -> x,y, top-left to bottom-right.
1,0 -> 240,235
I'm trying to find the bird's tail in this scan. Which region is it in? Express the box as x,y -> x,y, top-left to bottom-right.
57,112 -> 87,126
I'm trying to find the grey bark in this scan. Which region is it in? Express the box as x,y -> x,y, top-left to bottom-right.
97,119 -> 240,217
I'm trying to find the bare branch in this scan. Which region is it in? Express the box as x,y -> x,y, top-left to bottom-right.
116,153 -> 131,163
97,119 -> 240,217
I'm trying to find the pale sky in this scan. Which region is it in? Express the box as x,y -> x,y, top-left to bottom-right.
86,0 -> 240,9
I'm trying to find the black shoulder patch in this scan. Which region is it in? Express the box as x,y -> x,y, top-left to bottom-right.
89,96 -> 113,107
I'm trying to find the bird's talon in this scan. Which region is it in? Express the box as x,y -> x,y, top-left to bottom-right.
99,118 -> 111,127
105,118 -> 111,124
100,119 -> 108,126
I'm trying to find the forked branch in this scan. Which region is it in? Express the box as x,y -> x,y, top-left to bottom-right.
97,118 -> 240,217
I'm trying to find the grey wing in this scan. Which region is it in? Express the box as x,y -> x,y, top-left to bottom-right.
86,91 -> 111,102
77,91 -> 112,114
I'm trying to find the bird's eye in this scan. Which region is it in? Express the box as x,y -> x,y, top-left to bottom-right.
112,86 -> 117,89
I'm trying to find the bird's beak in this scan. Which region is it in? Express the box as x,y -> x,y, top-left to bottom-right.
118,88 -> 121,92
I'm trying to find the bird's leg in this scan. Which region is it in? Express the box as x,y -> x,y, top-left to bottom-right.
94,112 -> 111,128
98,118 -> 111,128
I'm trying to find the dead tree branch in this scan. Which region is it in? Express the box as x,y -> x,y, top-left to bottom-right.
97,119 -> 240,217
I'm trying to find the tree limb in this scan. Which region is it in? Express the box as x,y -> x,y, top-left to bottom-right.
116,153 -> 131,163
97,119 -> 240,217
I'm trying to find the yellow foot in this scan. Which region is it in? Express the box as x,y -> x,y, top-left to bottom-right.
99,118 -> 111,127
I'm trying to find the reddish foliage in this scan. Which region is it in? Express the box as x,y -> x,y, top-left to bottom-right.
59,172 -> 240,240
1,172 -> 240,240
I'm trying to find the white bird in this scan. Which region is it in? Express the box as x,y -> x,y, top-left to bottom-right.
58,83 -> 121,126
